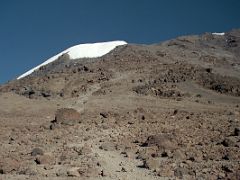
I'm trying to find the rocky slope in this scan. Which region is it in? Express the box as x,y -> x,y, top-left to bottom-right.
0,29 -> 240,180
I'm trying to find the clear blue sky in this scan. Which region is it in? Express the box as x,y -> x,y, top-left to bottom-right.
0,0 -> 240,84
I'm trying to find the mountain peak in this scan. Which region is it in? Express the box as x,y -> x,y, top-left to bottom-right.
17,40 -> 127,79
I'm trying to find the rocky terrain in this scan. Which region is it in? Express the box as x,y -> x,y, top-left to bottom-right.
0,29 -> 240,179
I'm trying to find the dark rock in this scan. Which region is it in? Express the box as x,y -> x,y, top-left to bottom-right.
221,137 -> 237,147
100,112 -> 108,118
224,151 -> 240,162
49,123 -> 61,130
83,66 -> 89,71
234,127 -> 240,136
196,94 -> 202,98
31,148 -> 44,156
161,151 -> 168,157
173,109 -> 178,115
121,167 -> 127,172
222,165 -> 233,173
206,68 -> 212,73
41,91 -> 51,97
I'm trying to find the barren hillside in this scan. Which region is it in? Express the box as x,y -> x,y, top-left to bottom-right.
0,29 -> 240,180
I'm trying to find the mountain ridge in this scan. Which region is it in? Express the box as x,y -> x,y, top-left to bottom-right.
1,29 -> 240,99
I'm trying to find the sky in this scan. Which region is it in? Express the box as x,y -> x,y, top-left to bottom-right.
0,0 -> 240,84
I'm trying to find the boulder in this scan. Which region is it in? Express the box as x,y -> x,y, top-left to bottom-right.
31,148 -> 44,156
35,154 -> 55,165
143,158 -> 160,171
142,134 -> 177,151
99,142 -> 116,151
0,158 -> 20,174
54,108 -> 81,125
67,167 -> 80,177
173,150 -> 186,160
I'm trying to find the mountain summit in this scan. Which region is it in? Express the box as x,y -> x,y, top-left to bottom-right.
17,41 -> 127,79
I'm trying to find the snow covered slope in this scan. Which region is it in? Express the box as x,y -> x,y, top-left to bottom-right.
17,41 -> 127,79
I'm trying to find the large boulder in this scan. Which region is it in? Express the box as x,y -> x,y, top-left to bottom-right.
142,134 -> 177,151
0,158 -> 20,174
54,108 -> 81,126
35,154 -> 55,165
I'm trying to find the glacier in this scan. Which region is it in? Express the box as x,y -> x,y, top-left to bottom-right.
17,41 -> 127,79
